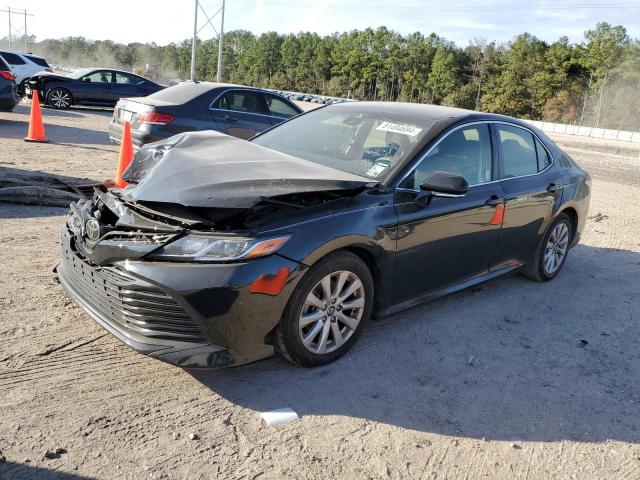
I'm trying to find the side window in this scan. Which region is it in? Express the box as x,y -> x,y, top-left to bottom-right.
405,124 -> 493,189
213,91 -> 267,115
82,71 -> 112,83
558,154 -> 573,168
115,73 -> 141,84
0,52 -> 26,65
25,55 -> 50,68
497,125 -> 538,178
535,138 -> 551,171
265,94 -> 299,118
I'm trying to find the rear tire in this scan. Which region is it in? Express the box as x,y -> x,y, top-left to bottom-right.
276,251 -> 374,367
47,88 -> 72,109
522,213 -> 572,282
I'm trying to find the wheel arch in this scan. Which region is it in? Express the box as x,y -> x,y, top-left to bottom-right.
557,205 -> 579,246
46,85 -> 73,105
296,236 -> 392,316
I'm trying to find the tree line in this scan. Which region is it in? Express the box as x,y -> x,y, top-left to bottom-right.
2,22 -> 639,131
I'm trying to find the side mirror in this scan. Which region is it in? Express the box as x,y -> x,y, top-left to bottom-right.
82,77 -> 91,83
420,171 -> 469,197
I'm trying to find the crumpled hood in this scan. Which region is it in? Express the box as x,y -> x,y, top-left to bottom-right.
121,131 -> 372,209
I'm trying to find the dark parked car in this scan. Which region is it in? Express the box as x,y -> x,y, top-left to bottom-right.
0,55 -> 19,111
107,82 -> 303,147
56,102 -> 590,368
25,68 -> 165,109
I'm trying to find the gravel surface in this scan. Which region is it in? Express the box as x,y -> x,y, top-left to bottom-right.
0,102 -> 639,479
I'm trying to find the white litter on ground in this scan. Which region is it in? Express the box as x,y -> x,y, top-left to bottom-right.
260,407 -> 300,427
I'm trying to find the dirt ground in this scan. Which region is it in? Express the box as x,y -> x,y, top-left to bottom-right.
0,102 -> 639,480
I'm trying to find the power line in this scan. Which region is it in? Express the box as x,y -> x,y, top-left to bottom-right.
233,0 -> 640,12
0,7 -> 34,52
190,0 -> 225,82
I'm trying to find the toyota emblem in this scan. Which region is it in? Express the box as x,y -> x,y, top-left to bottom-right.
85,218 -> 101,241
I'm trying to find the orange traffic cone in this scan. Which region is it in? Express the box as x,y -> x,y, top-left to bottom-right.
114,121 -> 134,188
24,92 -> 49,143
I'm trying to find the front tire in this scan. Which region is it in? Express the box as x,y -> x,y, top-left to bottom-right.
276,251 -> 374,367
522,213 -> 572,282
47,88 -> 72,109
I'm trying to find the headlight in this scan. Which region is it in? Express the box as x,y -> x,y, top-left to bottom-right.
149,235 -> 290,262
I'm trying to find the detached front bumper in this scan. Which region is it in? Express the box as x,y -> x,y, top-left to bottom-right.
57,226 -> 306,368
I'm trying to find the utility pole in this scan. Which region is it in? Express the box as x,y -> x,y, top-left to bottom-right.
216,0 -> 225,82
7,6 -> 10,50
1,7 -> 34,52
189,1 -> 224,83
190,0 -> 198,81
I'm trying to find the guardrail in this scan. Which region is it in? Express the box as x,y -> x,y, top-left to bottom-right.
524,120 -> 640,144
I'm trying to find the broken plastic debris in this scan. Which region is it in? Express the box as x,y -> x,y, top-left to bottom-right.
260,407 -> 300,427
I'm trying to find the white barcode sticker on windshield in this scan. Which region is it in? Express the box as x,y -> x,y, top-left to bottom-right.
376,121 -> 422,136
366,164 -> 388,177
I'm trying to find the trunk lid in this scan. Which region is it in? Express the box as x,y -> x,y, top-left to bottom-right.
113,98 -> 175,128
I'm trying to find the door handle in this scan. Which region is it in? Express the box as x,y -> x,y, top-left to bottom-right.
485,195 -> 504,206
224,115 -> 238,122
547,183 -> 566,192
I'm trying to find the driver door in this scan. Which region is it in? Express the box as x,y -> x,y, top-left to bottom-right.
76,70 -> 112,104
392,123 -> 506,306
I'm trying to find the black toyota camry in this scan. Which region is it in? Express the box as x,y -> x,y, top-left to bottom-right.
26,68 -> 165,109
56,102 -> 591,368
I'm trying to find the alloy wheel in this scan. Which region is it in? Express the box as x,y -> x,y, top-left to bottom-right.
298,270 -> 365,355
543,222 -> 569,275
50,89 -> 71,109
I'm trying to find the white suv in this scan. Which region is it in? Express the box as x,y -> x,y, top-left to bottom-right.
0,50 -> 52,93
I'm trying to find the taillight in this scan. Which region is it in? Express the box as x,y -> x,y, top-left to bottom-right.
137,112 -> 175,125
0,70 -> 16,81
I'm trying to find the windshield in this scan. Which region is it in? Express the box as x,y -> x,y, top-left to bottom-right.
66,68 -> 93,79
252,106 -> 431,181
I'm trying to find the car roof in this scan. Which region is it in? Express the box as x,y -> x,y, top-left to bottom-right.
144,81 -> 285,104
83,67 -> 142,75
0,50 -> 46,59
328,101 -> 527,126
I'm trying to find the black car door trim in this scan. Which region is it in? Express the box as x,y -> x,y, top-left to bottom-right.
209,88 -> 298,120
393,120 -> 556,191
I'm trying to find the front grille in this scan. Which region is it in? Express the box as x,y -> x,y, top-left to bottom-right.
59,233 -> 208,344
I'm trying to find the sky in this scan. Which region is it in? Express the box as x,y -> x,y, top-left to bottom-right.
4,0 -> 640,47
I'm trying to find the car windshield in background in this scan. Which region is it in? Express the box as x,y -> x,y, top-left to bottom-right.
252,107 -> 431,180
66,68 -> 93,79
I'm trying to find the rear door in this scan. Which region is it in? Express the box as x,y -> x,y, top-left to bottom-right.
209,90 -> 273,139
111,72 -> 153,102
490,123 -> 568,269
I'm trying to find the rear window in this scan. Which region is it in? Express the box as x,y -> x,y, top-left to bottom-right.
535,138 -> 551,171
145,82 -> 219,104
265,94 -> 300,118
0,56 -> 10,70
25,55 -> 49,68
497,124 -> 538,178
213,91 -> 268,115
0,51 -> 25,65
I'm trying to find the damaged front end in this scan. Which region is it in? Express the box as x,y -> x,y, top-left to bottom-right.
55,131 -> 376,367
56,188 -> 237,367
56,186 -> 315,368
